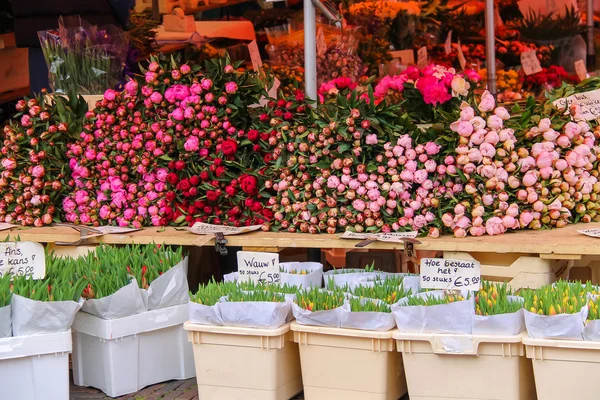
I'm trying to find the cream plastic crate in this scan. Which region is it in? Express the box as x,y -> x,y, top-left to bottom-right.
291,322 -> 407,400
524,336 -> 600,400
394,331 -> 536,400
0,330 -> 71,400
72,304 -> 195,397
185,322 -> 302,400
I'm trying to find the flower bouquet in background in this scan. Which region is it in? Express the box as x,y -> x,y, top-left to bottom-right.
38,16 -> 129,95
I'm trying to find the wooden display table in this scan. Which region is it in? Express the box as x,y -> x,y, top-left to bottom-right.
8,222 -> 600,289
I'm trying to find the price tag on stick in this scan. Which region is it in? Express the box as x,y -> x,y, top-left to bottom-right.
0,242 -> 45,279
248,40 -> 263,71
237,251 -> 280,283
417,46 -> 428,69
520,50 -> 542,75
444,30 -> 452,56
575,59 -> 588,81
317,28 -> 327,57
420,258 -> 481,291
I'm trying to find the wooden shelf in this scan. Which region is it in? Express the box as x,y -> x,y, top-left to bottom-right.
0,87 -> 29,104
7,222 -> 600,258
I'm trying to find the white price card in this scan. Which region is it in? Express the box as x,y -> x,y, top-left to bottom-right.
444,30 -> 452,55
248,40 -> 263,71
420,258 -> 481,291
457,40 -> 466,70
0,223 -> 16,231
417,46 -> 428,69
188,222 -> 262,236
552,89 -> 600,121
317,28 -> 327,57
237,251 -> 280,283
520,50 -> 542,76
578,229 -> 600,238
340,231 -> 418,242
0,242 -> 45,279
575,59 -> 588,81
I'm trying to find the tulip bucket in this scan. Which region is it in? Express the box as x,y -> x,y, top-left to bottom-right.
185,322 -> 302,400
72,303 -> 195,397
291,322 -> 407,400
394,331 -> 536,400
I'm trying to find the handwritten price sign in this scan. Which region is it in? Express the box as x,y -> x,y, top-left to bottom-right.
0,242 -> 45,279
520,50 -> 542,76
420,258 -> 481,291
237,251 -> 280,283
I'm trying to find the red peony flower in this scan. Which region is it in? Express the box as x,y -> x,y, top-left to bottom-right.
178,179 -> 191,191
199,171 -> 209,181
247,130 -> 259,142
166,191 -> 176,201
174,160 -> 186,170
239,175 -> 258,195
206,190 -> 218,202
225,186 -> 236,197
190,175 -> 200,186
221,139 -> 238,156
166,173 -> 179,185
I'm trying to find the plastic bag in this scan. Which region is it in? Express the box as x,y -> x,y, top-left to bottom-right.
81,279 -> 146,320
0,305 -> 11,338
38,15 -> 129,95
188,302 -> 224,326
147,258 -> 190,310
524,305 -> 587,340
11,294 -> 83,336
280,262 -> 323,288
291,300 -> 349,328
392,291 -> 474,334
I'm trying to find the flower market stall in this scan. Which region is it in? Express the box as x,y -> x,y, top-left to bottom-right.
3,0 -> 600,399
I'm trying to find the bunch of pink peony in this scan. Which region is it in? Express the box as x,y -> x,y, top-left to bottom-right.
0,96 -> 87,226
434,91 -> 600,237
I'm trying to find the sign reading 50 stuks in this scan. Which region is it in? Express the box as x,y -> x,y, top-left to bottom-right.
420,258 -> 481,291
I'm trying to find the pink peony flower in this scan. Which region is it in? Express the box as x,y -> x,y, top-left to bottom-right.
485,217 -> 506,236
365,134 -> 378,145
225,82 -> 238,94
104,89 -> 116,101
478,90 -> 495,112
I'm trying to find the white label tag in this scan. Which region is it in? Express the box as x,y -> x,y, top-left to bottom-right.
317,28 -> 327,57
237,251 -> 280,283
444,30 -> 452,55
417,46 -> 428,69
520,50 -> 542,75
248,40 -> 263,71
575,59 -> 588,81
420,258 -> 481,291
552,89 -> 600,121
579,229 -> 600,238
95,226 -> 143,235
0,223 -> 16,231
188,222 -> 262,235
340,231 -> 418,242
457,40 -> 466,70
0,242 -> 45,279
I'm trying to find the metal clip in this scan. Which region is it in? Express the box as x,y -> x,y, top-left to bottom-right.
214,232 -> 228,256
403,239 -> 421,272
54,224 -> 104,246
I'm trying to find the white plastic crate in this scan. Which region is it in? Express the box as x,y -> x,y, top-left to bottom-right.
0,330 -> 71,400
72,303 -> 195,397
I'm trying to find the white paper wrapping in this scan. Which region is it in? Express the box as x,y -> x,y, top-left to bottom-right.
524,306 -> 587,340
341,298 -> 395,331
280,262 -> 323,288
217,300 -> 291,329
81,279 -> 146,320
188,302 -> 224,326
147,258 -> 190,310
392,291 -> 474,334
472,296 -> 525,335
583,319 -> 600,341
0,304 -> 11,338
11,294 -> 83,336
323,269 -> 383,289
291,301 -> 349,328
223,272 -> 238,282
